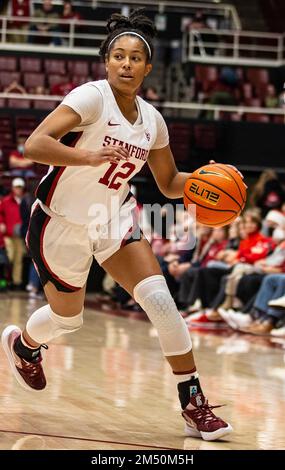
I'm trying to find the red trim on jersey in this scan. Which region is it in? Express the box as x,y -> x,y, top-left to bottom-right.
36,131 -> 83,207
120,201 -> 140,249
39,214 -> 81,292
45,167 -> 66,207
25,202 -> 40,249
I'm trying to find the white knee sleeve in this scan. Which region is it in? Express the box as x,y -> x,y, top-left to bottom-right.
133,275 -> 192,356
26,304 -> 83,344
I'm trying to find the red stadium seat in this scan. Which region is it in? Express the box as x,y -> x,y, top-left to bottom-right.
15,116 -> 38,135
244,97 -> 262,107
16,115 -> 38,127
72,75 -> 88,86
44,59 -> 66,75
0,115 -> 12,128
7,98 -> 31,109
195,65 -> 218,82
33,100 -> 57,110
48,74 -> 66,88
20,57 -> 42,73
0,132 -> 14,144
245,113 -> 270,122
247,68 -> 269,86
0,98 -> 6,108
168,123 -> 191,162
15,129 -> 32,138
0,57 -> 17,71
0,72 -> 21,88
68,60 -> 89,76
1,146 -> 15,170
91,62 -> 106,80
194,124 -> 218,150
273,115 -> 285,124
23,73 -> 45,90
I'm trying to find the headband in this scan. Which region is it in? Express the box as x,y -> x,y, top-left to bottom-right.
108,31 -> 152,59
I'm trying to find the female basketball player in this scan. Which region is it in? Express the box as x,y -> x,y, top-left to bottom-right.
2,9 -> 233,441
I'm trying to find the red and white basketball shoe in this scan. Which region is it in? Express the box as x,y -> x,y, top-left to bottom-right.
1,325 -> 47,392
182,393 -> 233,441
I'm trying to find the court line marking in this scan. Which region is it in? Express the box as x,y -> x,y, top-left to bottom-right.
0,429 -> 181,450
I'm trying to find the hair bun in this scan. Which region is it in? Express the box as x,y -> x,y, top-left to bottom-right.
129,8 -> 157,39
106,13 -> 132,33
106,8 -> 156,39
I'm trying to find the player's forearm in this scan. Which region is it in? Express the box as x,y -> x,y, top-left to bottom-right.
24,135 -> 88,166
165,172 -> 190,199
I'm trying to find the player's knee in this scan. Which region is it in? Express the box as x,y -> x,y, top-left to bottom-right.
26,304 -> 84,344
134,275 -> 180,328
49,307 -> 84,338
133,275 -> 192,355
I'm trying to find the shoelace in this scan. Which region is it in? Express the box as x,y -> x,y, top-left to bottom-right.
21,344 -> 48,377
191,401 -> 224,423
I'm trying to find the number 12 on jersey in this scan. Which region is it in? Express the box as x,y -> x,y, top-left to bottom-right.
98,161 -> 136,190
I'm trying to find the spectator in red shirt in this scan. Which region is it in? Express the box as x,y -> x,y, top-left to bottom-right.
62,0 -> 81,21
8,0 -> 31,43
9,136 -> 36,178
0,178 -> 26,288
61,1 -> 82,45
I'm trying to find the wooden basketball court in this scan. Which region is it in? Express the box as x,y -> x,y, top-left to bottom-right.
0,293 -> 284,450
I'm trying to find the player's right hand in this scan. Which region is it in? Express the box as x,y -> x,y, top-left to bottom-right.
86,145 -> 130,166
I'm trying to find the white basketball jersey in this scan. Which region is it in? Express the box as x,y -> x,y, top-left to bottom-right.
36,80 -> 163,225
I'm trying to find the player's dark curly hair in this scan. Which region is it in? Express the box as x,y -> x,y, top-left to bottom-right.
99,8 -> 156,62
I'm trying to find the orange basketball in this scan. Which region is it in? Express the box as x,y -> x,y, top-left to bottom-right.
184,163 -> 247,227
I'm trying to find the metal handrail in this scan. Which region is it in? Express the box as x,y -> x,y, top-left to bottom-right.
0,92 -> 284,118
185,28 -> 285,66
0,15 -> 106,52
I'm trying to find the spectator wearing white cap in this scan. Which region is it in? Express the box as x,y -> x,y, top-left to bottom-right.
0,178 -> 26,288
263,209 -> 285,242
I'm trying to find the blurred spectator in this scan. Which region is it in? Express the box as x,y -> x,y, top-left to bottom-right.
249,169 -> 285,217
143,86 -> 161,102
28,0 -> 60,46
0,178 -> 26,288
62,0 -> 81,21
9,136 -> 36,178
235,273 -> 285,334
180,219 -> 244,312
4,79 -> 27,94
263,209 -> 285,240
51,76 -> 76,96
8,0 -> 31,43
208,67 -> 238,107
177,226 -> 229,308
187,11 -> 217,56
189,11 -> 207,30
264,84 -> 278,108
142,86 -> 163,111
61,1 -> 82,45
212,210 -> 275,312
33,85 -> 48,95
